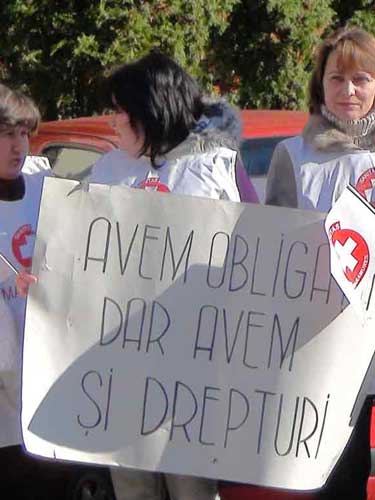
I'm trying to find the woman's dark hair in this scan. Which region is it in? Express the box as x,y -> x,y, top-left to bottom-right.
106,51 -> 204,165
0,84 -> 40,134
308,26 -> 375,114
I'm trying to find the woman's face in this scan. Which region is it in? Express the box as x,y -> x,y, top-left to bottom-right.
111,108 -> 145,158
323,49 -> 375,121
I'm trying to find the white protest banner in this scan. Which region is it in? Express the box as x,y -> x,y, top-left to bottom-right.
22,177 -> 375,491
325,185 -> 375,324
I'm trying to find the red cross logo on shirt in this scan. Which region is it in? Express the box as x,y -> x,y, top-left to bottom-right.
355,168 -> 375,203
12,224 -> 34,268
137,176 -> 170,193
329,221 -> 369,288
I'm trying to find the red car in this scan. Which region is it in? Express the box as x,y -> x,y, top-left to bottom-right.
29,110 -> 308,202
29,110 -> 375,499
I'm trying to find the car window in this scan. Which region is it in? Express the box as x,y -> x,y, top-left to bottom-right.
240,136 -> 290,177
42,145 -> 103,181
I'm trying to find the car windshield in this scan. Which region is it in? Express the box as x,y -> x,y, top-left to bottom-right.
240,136 -> 290,177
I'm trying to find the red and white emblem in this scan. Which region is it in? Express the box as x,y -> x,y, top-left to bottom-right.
355,168 -> 375,203
137,176 -> 170,193
12,224 -> 35,268
329,221 -> 369,288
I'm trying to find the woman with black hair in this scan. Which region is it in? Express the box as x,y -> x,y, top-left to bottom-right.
89,51 -> 258,500
90,51 -> 257,203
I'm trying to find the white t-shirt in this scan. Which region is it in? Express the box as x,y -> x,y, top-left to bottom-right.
89,148 -> 240,202
0,155 -> 50,447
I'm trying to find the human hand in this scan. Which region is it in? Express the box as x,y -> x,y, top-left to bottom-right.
15,269 -> 38,297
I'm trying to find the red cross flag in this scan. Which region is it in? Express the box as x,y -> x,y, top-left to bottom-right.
325,185 -> 375,323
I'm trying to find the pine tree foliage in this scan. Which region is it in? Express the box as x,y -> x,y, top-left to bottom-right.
211,0 -> 336,110
1,0 -> 374,117
214,0 -> 375,110
0,0 -> 238,119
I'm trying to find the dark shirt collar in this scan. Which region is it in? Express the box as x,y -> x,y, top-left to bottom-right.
0,175 -> 25,201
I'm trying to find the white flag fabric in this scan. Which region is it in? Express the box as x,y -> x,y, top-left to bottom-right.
325,185 -> 375,324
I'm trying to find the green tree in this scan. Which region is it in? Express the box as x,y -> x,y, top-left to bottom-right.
348,1 -> 375,33
332,0 -> 375,30
0,0 -> 238,119
211,0 -> 335,110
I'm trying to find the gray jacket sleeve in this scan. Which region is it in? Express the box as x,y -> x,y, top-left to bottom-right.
265,141 -> 298,209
